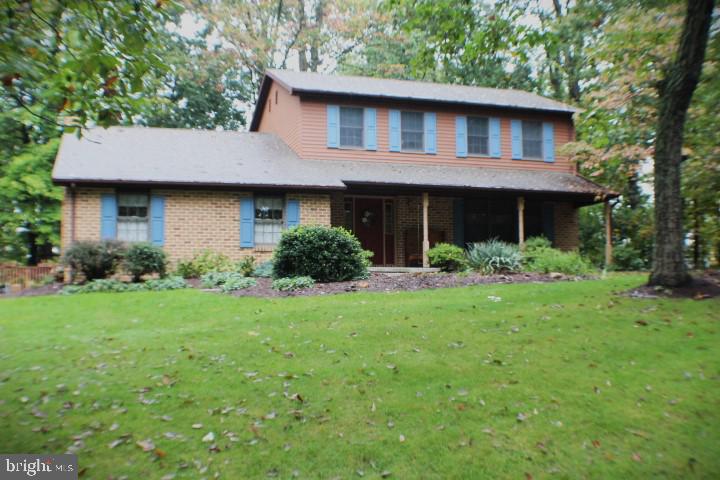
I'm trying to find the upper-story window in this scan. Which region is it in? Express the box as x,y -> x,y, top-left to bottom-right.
467,117 -> 489,156
401,111 -> 424,151
522,121 -> 543,159
339,107 -> 363,148
117,193 -> 149,242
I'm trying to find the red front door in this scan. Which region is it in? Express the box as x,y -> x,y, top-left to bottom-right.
354,198 -> 385,265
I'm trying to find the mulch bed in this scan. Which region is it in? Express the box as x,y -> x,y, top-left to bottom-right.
222,271 -> 581,298
625,270 -> 720,300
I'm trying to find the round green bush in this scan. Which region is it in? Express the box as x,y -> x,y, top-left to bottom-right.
272,226 -> 370,282
427,243 -> 467,272
62,240 -> 126,281
124,243 -> 167,282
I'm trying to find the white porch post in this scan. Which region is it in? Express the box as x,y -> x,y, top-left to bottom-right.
517,196 -> 525,248
422,192 -> 430,268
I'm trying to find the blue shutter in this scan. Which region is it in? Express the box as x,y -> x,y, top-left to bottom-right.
542,203 -> 555,245
455,116 -> 467,158
150,195 -> 165,246
543,122 -> 555,163
240,197 -> 254,247
388,110 -> 401,152
364,108 -> 377,150
100,193 -> 117,240
286,199 -> 300,228
489,117 -> 501,158
326,105 -> 339,148
453,198 -> 465,247
511,119 -> 523,159
424,112 -> 437,154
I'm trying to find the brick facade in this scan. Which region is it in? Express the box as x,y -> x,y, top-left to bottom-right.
553,201 -> 580,251
62,187 -> 578,268
61,188 -> 331,264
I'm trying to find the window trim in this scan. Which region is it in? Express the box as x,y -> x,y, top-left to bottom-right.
116,190 -> 150,243
253,194 -> 285,247
338,105 -> 365,150
466,116 -> 491,158
521,120 -> 544,161
400,110 -> 425,153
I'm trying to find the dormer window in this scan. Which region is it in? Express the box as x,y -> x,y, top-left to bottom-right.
522,121 -> 543,159
339,107 -> 363,148
401,111 -> 424,151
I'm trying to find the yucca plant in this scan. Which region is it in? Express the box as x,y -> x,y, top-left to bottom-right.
466,239 -> 523,274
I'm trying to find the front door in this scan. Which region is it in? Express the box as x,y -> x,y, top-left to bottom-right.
354,198 -> 385,265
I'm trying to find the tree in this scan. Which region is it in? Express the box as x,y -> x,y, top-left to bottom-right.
650,0 -> 714,286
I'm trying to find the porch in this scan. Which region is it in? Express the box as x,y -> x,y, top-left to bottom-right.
330,186 -> 613,268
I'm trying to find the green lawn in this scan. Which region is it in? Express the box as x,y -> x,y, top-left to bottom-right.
1,274 -> 718,479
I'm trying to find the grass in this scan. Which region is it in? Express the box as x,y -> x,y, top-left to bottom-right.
0,274 -> 718,479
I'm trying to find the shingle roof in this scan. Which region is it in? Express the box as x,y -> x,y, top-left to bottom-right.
52,127 -> 610,200
52,127 -> 345,189
250,69 -> 578,130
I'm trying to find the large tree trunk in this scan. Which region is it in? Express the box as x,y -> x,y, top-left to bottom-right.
649,0 -> 714,287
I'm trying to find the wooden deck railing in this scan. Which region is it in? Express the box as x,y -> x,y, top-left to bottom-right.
0,265 -> 55,286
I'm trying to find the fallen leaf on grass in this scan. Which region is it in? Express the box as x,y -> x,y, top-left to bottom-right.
632,452 -> 642,462
202,432 -> 215,443
191,423 -> 203,429
136,439 -> 155,451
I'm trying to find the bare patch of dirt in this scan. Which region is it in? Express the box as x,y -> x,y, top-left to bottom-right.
224,272 -> 586,298
625,270 -> 720,300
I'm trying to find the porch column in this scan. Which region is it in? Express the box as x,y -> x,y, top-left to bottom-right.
517,196 -> 525,247
604,199 -> 613,267
422,192 -> 430,268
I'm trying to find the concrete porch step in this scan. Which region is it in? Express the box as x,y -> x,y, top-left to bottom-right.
369,266 -> 440,274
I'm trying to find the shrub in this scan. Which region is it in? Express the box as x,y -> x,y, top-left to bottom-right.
174,250 -> 234,278
272,226 -> 370,282
124,243 -> 167,281
466,239 -> 523,274
144,276 -> 188,291
61,276 -> 187,295
201,271 -> 243,288
427,243 -> 467,272
611,243 -> 648,271
254,260 -> 274,278
523,237 -> 595,275
62,240 -> 126,281
220,276 -> 257,293
272,276 -> 315,291
236,256 -> 256,277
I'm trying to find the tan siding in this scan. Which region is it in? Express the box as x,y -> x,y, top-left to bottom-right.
257,83 -> 302,154
298,98 -> 575,172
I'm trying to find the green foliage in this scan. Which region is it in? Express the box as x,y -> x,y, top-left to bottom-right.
0,139 -> 62,263
272,226 -> 370,282
427,243 -> 467,272
62,240 -> 126,281
524,238 -> 595,276
62,276 -> 187,294
466,239 -> 523,275
271,276 -> 315,292
124,243 -> 167,282
611,244 -> 648,272
253,260 -> 274,278
200,271 -> 244,289
174,250 -> 234,278
220,276 -> 257,293
236,256 -> 256,277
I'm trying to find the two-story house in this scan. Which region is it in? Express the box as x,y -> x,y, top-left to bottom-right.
52,69 -> 614,268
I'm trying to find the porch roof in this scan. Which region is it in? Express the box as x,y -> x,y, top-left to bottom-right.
52,127 -> 612,201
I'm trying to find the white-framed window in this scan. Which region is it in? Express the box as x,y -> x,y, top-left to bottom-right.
339,107 -> 364,148
467,117 -> 489,155
254,196 -> 284,245
522,120 -> 543,159
117,193 -> 149,242
401,111 -> 424,151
